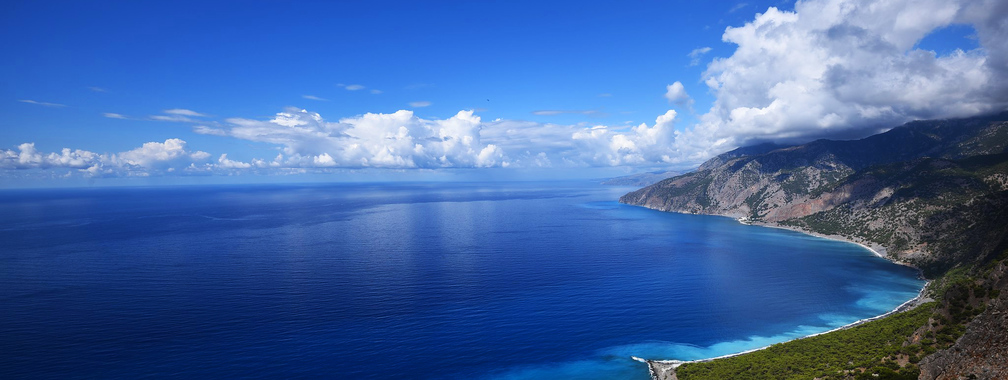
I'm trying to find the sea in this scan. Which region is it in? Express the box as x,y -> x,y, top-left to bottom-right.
0,181 -> 926,379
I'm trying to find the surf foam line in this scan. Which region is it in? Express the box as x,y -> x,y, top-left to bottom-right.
633,281 -> 930,379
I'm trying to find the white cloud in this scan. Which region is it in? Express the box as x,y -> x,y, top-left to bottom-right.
164,109 -> 208,117
18,99 -> 66,107
409,101 -> 432,108
220,108 -> 510,169
302,95 -> 328,101
569,110 -> 682,166
671,0 -> 1008,163
688,47 -> 713,66
151,115 -> 196,122
217,154 -> 252,169
193,125 -> 228,136
477,145 -> 507,167
103,113 -> 127,119
1,139 -> 214,176
8,0 -> 1008,178
116,138 -> 210,168
664,81 -> 694,109
729,3 -> 748,13
370,89 -> 383,94
151,109 -> 209,122
1,143 -> 100,169
342,84 -> 365,91
313,153 -> 337,167
479,119 -> 581,162
89,86 -> 107,92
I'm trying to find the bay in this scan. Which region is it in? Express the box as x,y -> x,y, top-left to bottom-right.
0,181 -> 925,379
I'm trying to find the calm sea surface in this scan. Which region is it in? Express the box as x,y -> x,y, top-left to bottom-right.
0,181 -> 925,379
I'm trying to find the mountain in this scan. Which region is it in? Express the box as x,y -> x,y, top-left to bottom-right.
621,112 -> 1008,275
601,170 -> 685,187
621,112 -> 1008,379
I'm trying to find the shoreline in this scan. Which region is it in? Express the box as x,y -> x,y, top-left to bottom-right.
748,219 -> 922,271
634,281 -> 932,380
627,207 -> 931,380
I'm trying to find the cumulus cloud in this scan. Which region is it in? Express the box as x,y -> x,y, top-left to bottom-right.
218,108 -> 510,168
0,139 -> 215,177
1,143 -> 100,170
116,139 -> 209,168
690,0 -> 1008,151
217,154 -> 252,169
569,110 -> 684,166
665,81 -> 694,109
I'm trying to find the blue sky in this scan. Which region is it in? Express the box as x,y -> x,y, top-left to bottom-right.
2,0 -> 1006,186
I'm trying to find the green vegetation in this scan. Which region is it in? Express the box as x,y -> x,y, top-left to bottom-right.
744,187 -> 768,220
676,252 -> 1007,380
622,115 -> 1008,379
781,152 -> 1008,276
656,170 -> 713,199
676,304 -> 934,380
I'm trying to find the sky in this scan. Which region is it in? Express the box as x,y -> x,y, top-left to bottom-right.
2,0 -> 1007,187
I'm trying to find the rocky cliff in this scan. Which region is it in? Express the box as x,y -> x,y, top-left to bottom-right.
620,112 -> 1008,379
620,113 -> 1008,275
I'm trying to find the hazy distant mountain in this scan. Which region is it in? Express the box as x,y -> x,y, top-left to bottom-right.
601,170 -> 684,187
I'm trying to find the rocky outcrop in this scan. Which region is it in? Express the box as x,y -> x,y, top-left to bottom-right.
919,261 -> 1008,380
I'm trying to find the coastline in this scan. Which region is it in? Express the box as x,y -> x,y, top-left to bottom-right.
635,280 -> 932,380
628,208 -> 931,380
748,219 -> 921,271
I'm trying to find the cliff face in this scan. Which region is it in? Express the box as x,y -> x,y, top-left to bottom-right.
620,113 -> 1008,275
919,259 -> 1008,380
622,113 -> 1008,379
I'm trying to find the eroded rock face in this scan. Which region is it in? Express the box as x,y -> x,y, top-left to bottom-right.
620,115 -> 1008,274
620,114 -> 1008,378
920,264 -> 1008,380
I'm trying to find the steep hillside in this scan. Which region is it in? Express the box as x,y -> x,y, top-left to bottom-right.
621,112 -> 1008,379
620,113 -> 1008,274
601,170 -> 684,187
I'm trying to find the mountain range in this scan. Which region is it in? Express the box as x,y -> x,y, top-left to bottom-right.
620,112 -> 1008,379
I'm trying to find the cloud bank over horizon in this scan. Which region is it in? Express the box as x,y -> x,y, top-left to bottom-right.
4,0 -> 1008,180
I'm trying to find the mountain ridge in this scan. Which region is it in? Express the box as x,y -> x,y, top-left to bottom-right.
620,112 -> 1008,379
620,112 -> 1008,274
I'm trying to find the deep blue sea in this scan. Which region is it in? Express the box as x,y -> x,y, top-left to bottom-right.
0,181 -> 925,379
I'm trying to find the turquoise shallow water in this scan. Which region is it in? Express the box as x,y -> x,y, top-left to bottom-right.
0,181 -> 925,379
